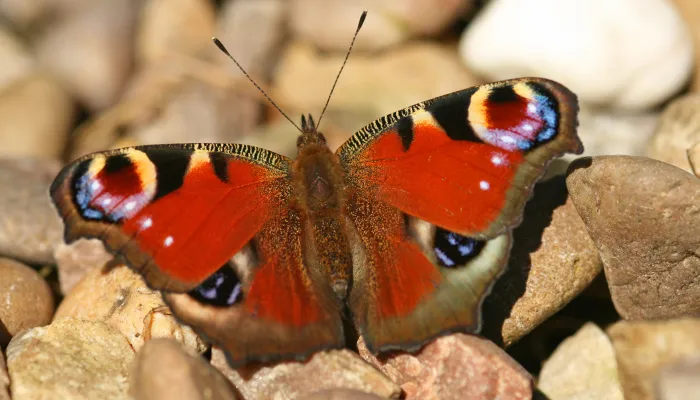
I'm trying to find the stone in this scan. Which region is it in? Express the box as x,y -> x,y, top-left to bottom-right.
480,176 -> 602,346
298,389 -> 387,400
567,156 -> 700,320
137,0 -> 216,65
36,0 -> 141,111
129,339 -> 238,400
689,142 -> 700,176
460,0 -> 693,110
0,344 -> 9,400
55,264 -> 206,355
53,238 -> 113,295
0,158 -> 64,264
274,42 -> 481,126
212,348 -> 401,400
655,356 -> 700,400
0,0 -> 95,29
290,0 -> 473,51
648,94 -> 700,173
6,317 -> 134,400
0,74 -> 75,160
538,323 -> 624,400
358,334 -> 532,400
0,258 -> 55,347
670,0 -> 700,92
607,319 -> 700,400
0,26 -> 34,93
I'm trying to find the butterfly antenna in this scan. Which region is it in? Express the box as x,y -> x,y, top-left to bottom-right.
315,10 -> 367,128
212,37 -> 303,133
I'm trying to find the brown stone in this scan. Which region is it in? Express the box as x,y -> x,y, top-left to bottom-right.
538,323 -> 624,400
0,26 -> 35,93
6,318 -> 134,400
129,339 -> 238,400
608,318 -> 700,400
0,350 -> 8,400
298,389 -> 388,400
212,348 -> 400,400
481,176 -> 602,346
688,142 -> 700,176
358,334 -> 533,400
53,238 -> 113,295
55,264 -> 205,355
670,0 -> 700,92
647,94 -> 700,172
566,156 -> 700,320
0,258 -> 55,347
655,356 -> 700,400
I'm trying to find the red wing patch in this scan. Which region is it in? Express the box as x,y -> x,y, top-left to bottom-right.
51,143 -> 292,292
338,78 -> 582,239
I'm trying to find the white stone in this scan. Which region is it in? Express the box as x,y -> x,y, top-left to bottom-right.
459,0 -> 693,110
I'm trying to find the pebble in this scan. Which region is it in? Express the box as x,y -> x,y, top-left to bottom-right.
655,356 -> 700,400
671,0 -> 700,92
211,348 -> 401,400
567,156 -> 700,320
0,26 -> 34,93
648,94 -> 700,173
607,318 -> 700,400
129,339 -> 238,400
54,264 -> 206,355
460,0 -> 693,110
0,347 -> 8,400
137,0 -> 216,65
0,157 -> 64,264
6,317 -> 134,400
289,0 -> 473,51
0,74 -> 75,160
480,176 -> 602,346
36,0 -> 141,111
0,258 -> 55,347
53,238 -> 113,295
539,323 -> 624,400
358,334 -> 532,400
298,389 -> 388,400
689,142 -> 700,176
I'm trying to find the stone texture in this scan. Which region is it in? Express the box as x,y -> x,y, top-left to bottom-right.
689,142 -> 700,176
481,176 -> 602,346
358,334 -> 533,400
298,389 -> 388,400
671,0 -> 700,92
0,74 -> 75,160
0,26 -> 35,93
460,0 -> 692,110
566,156 -> 700,320
608,319 -> 700,400
36,0 -> 140,110
212,348 -> 401,400
55,264 -> 205,355
0,258 -> 55,347
6,317 -> 134,400
0,158 -> 64,264
538,323 -> 624,400
129,339 -> 237,400
53,238 -> 113,295
648,94 -> 700,172
0,350 -> 8,400
655,356 -> 700,400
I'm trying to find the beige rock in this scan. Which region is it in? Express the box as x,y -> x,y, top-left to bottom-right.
0,26 -> 34,93
567,156 -> 700,320
36,0 -> 140,111
655,356 -> 700,400
273,42 -> 482,127
689,142 -> 700,176
6,317 -> 133,400
0,0 -> 96,28
53,238 -> 112,295
0,258 -> 55,347
481,176 -> 602,346
290,0 -> 473,51
539,323 -> 624,400
671,0 -> 700,92
0,344 -> 9,400
130,339 -> 237,400
137,0 -> 216,65
55,264 -> 206,355
648,94 -> 700,172
298,389 -> 388,400
608,319 -> 700,400
358,334 -> 532,400
0,158 -> 63,264
212,348 -> 401,400
0,74 -> 74,160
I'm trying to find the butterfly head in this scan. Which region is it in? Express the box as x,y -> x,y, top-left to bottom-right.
297,113 -> 327,150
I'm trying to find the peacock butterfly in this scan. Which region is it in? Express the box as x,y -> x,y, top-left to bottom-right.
49,12 -> 583,367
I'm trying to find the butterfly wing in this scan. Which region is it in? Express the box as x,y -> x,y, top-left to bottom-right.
337,78 -> 582,352
51,143 -> 344,365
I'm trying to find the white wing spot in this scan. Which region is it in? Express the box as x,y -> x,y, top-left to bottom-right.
164,236 -> 174,247
479,180 -> 490,191
101,198 -> 112,206
141,217 -> 153,230
522,124 -> 534,132
491,154 -> 504,166
125,201 -> 136,211
90,181 -> 101,191
527,103 -> 537,113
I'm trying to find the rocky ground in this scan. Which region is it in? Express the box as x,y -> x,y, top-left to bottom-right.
0,0 -> 699,399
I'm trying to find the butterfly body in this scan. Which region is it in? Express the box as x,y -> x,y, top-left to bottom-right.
51,78 -> 583,367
